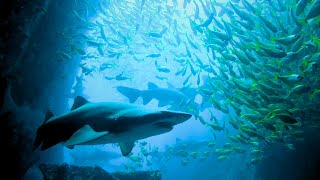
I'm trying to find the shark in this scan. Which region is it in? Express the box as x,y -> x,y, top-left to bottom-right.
33,96 -> 192,156
116,82 -> 190,107
65,75 -> 90,100
116,82 -> 213,115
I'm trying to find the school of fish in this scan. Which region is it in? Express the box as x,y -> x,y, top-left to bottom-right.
58,0 -> 320,169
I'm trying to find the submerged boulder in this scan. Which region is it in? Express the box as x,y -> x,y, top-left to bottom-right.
39,163 -> 161,180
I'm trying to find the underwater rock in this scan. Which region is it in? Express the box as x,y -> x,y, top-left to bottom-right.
39,163 -> 162,180
39,163 -> 114,180
0,77 -> 7,111
112,171 -> 162,180
0,111 -> 39,179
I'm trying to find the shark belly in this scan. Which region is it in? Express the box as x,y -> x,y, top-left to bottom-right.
116,123 -> 172,142
81,123 -> 172,145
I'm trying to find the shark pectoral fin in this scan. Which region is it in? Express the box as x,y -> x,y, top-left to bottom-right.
119,141 -> 134,156
142,94 -> 153,105
71,96 -> 89,111
64,125 -> 108,147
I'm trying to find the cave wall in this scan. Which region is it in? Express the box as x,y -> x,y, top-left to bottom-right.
0,0 -> 95,179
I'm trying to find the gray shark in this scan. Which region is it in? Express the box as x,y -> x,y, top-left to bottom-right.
33,96 -> 192,156
116,82 -> 191,107
116,81 -> 214,114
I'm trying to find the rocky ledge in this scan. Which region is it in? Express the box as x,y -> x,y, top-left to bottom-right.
39,163 -> 161,180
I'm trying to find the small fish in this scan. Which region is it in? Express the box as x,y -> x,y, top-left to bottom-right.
208,142 -> 216,148
148,32 -> 162,38
275,34 -> 301,46
146,53 -> 161,58
287,85 -> 311,97
274,114 -> 299,124
155,61 -> 170,73
181,159 -> 190,165
275,74 -> 304,84
217,155 -> 229,160
99,63 -> 115,71
310,89 -> 320,102
260,45 -> 287,58
259,15 -> 278,32
184,43 -> 192,58
183,74 -> 192,85
155,75 -> 168,81
186,34 -> 199,49
286,143 -> 295,150
296,0 -> 309,16
306,0 -> 320,20
197,13 -> 214,27
194,1 -> 200,20
157,67 -> 170,73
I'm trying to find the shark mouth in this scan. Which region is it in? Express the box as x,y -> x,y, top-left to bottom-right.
154,121 -> 174,129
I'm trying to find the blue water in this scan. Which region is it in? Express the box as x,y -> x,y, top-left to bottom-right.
14,0 -> 320,179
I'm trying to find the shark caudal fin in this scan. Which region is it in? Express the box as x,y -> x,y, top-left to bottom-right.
116,86 -> 141,103
33,111 -> 54,151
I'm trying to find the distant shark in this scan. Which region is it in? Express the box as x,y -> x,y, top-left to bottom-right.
33,96 -> 192,156
66,75 -> 90,99
116,82 -> 213,114
116,82 -> 192,108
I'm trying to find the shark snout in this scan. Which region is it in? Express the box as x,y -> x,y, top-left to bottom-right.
161,111 -> 192,124
177,112 -> 192,121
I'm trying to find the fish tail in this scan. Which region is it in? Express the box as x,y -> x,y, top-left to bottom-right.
33,111 -> 54,151
33,126 -> 44,151
116,86 -> 141,103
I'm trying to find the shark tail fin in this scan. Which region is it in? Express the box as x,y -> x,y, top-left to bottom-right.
116,86 -> 141,103
33,111 -> 54,151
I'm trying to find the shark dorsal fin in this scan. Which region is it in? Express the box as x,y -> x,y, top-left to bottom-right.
44,111 -> 54,124
148,82 -> 158,89
167,82 -> 175,89
119,141 -> 134,156
71,96 -> 89,111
